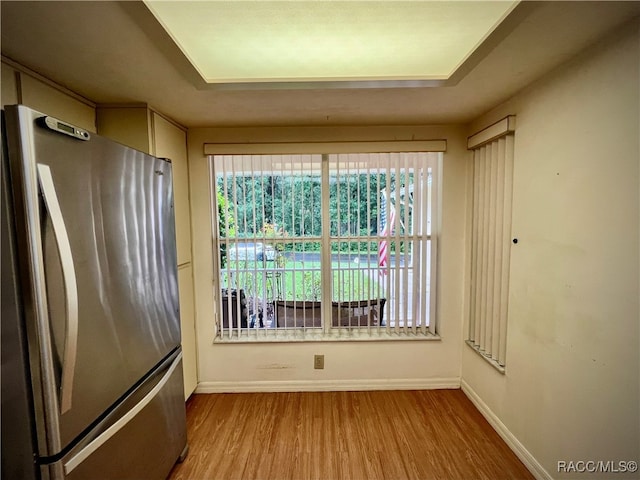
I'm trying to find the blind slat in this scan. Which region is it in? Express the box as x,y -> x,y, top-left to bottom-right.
479,145 -> 489,351
498,135 -> 515,365
491,138 -> 506,357
469,151 -> 479,343
486,141 -> 497,355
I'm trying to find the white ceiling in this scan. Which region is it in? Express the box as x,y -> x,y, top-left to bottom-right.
143,1 -> 517,84
1,1 -> 639,127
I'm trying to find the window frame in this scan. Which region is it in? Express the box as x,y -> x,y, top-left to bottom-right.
207,143 -> 445,343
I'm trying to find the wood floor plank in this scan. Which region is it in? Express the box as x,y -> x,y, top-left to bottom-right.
168,389 -> 534,480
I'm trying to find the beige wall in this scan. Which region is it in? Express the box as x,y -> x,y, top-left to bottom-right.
462,22 -> 639,479
187,125 -> 468,390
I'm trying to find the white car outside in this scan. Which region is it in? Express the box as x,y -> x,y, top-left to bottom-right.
227,242 -> 276,261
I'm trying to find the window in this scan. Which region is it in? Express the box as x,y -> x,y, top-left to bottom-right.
211,152 -> 440,341
466,116 -> 515,371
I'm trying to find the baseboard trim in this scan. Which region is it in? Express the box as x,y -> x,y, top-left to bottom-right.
460,379 -> 552,480
196,377 -> 461,394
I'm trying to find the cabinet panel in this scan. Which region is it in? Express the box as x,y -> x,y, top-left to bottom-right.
153,113 -> 191,265
1,62 -> 18,107
20,74 -> 95,132
96,107 -> 152,154
178,264 -> 197,399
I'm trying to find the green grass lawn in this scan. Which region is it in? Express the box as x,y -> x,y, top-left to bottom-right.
223,260 -> 384,301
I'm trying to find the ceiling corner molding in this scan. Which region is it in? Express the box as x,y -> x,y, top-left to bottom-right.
1,55 -> 97,108
95,102 -> 150,110
203,78 -> 447,92
447,1 -> 539,86
467,116 -> 516,150
120,1 -> 209,90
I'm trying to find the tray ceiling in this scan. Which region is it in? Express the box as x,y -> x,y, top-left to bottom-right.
144,1 -> 517,85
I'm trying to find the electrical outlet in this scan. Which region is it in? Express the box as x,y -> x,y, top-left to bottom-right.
314,354 -> 324,369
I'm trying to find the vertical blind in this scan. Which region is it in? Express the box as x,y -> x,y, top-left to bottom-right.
211,152 -> 440,341
326,153 -> 438,338
467,118 -> 515,368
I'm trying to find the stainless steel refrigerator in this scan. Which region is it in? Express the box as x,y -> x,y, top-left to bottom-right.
1,105 -> 188,479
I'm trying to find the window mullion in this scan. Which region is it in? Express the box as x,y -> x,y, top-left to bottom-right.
321,154 -> 332,335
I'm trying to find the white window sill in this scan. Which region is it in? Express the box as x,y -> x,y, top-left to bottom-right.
214,329 -> 441,343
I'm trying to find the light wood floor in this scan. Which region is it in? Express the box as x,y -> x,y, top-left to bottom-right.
168,389 -> 534,480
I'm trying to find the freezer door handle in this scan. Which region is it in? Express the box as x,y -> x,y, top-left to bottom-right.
37,163 -> 79,415
63,351 -> 183,475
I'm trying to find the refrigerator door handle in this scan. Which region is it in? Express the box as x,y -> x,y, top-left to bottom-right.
37,163 -> 79,415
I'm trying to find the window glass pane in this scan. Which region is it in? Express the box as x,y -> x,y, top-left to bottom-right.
328,153 -> 432,331
330,240 -> 383,302
212,152 -> 438,338
214,154 -> 322,240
